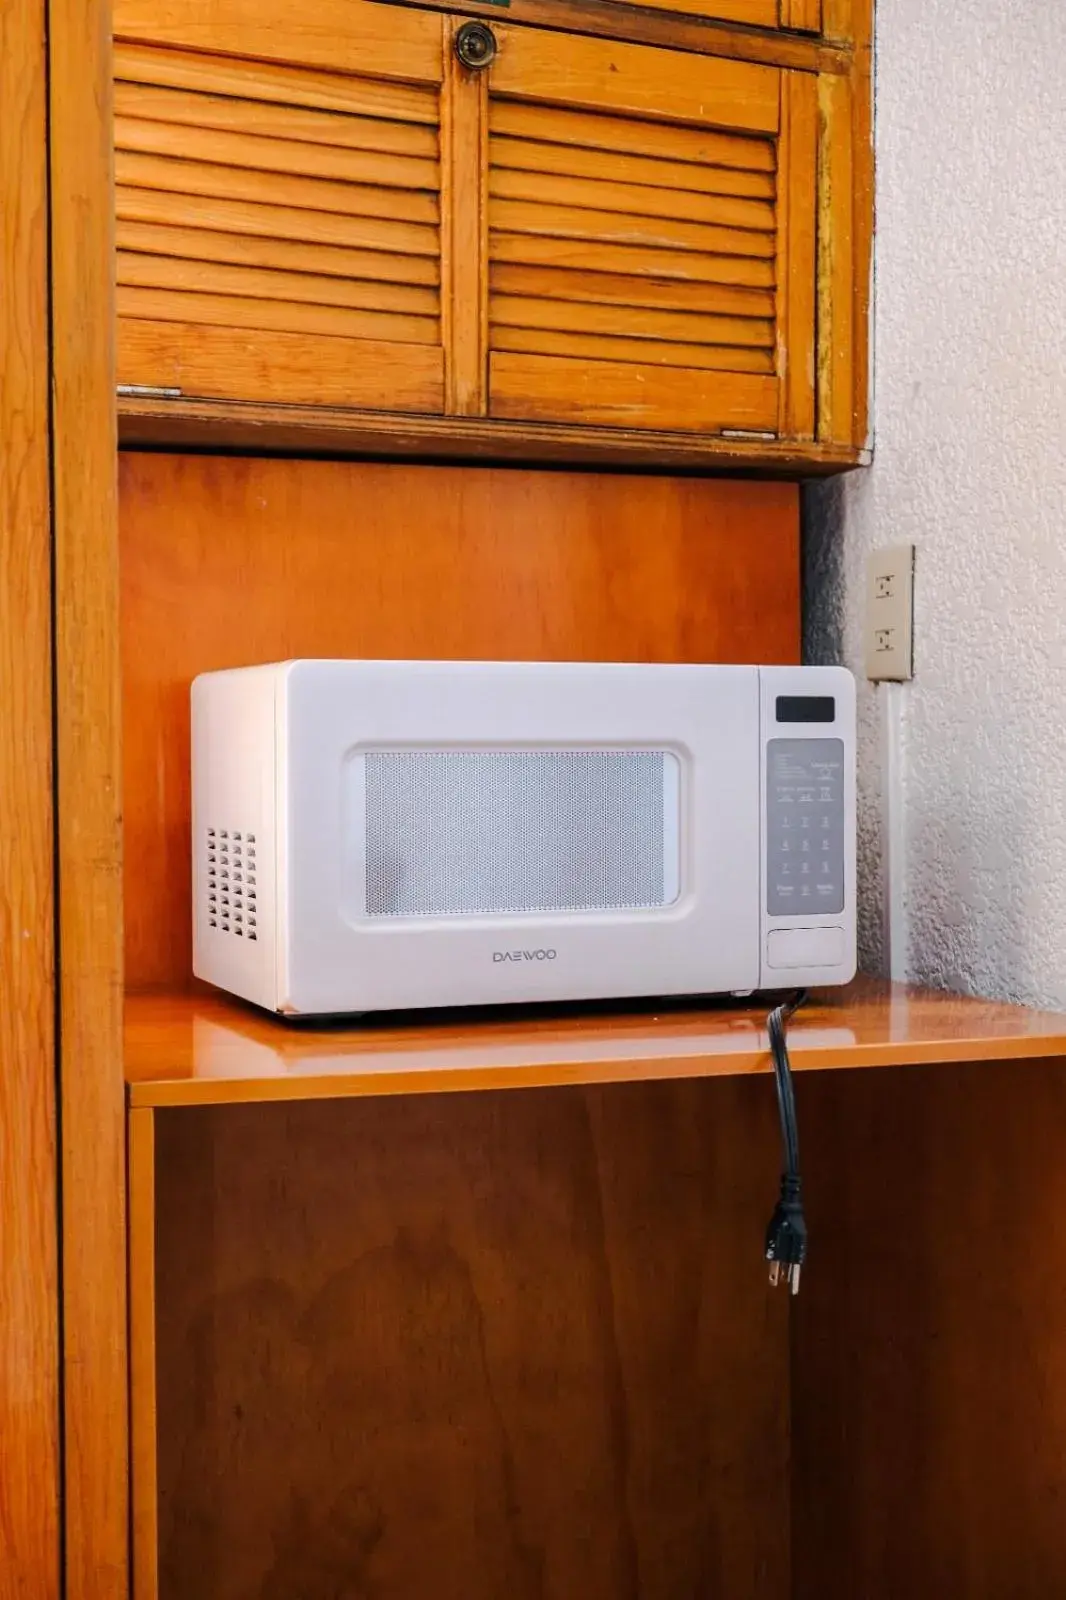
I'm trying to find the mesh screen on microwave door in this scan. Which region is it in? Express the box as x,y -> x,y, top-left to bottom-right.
364,749 -> 670,917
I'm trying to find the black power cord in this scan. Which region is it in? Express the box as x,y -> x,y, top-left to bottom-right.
764,988 -> 809,1295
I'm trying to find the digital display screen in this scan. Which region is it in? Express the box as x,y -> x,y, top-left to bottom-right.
776,696 -> 836,724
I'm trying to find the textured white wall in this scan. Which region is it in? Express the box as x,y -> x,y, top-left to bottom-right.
805,0 -> 1066,1004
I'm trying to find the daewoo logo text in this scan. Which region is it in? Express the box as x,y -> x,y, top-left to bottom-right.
493,949 -> 557,963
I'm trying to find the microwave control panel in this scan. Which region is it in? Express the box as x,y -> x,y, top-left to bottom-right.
765,738 -> 846,918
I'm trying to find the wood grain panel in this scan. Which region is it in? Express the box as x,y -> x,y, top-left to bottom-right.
490,198 -> 777,257
118,319 -> 445,409
114,40 -> 439,122
116,185 -> 439,258
491,262 -> 774,317
118,455 -> 799,990
118,283 -> 438,344
117,221 -> 441,287
491,351 -> 778,431
490,24 -> 780,133
114,81 -> 440,158
51,0 -> 128,1591
118,253 -> 438,317
490,167 -> 775,233
115,150 -> 441,226
0,0 -> 59,1592
151,1080 -> 789,1600
492,326 -> 775,373
491,294 -> 773,347
115,114 -> 439,191
794,1058 -> 1066,1599
490,232 -> 776,286
491,135 -> 776,201
489,101 -> 777,173
113,0 -> 445,84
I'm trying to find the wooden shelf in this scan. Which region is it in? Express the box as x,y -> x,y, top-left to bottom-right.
117,397 -> 869,476
124,978 -> 1066,1108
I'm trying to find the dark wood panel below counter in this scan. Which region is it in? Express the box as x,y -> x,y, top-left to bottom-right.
152,1075 -> 789,1600
794,1055 -> 1066,1600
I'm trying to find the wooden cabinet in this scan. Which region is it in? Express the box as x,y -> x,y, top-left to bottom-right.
483,26 -> 815,437
114,2 -> 448,414
113,0 -> 871,468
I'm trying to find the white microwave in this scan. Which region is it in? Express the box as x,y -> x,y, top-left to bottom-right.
192,660 -> 856,1016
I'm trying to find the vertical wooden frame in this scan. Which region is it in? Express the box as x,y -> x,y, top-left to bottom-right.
129,1108 -> 159,1600
441,16 -> 489,415
822,0 -> 868,44
817,70 -> 856,447
816,0 -> 872,448
777,69 -> 819,441
849,22 -> 874,451
0,0 -> 60,1591
780,0 -> 823,32
49,0 -> 128,1592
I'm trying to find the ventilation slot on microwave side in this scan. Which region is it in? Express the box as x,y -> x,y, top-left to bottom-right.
364,749 -> 674,918
205,827 -> 259,939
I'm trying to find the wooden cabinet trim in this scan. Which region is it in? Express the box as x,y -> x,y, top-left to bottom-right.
780,0 -> 822,31
366,0 -> 856,73
0,0 -> 60,1590
50,0 -> 129,1592
116,392 -> 867,469
441,15 -> 489,414
822,0 -> 869,45
815,47 -> 870,451
129,1108 -> 159,1600
776,68 -> 818,439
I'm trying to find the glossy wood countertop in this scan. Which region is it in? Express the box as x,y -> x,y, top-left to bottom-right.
124,978 -> 1066,1108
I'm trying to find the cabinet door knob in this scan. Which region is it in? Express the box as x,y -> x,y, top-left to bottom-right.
454,21 -> 497,70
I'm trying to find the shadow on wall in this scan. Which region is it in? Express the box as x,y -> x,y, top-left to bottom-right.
802,477 -> 885,977
802,482 -> 1051,1008
801,477 -> 846,666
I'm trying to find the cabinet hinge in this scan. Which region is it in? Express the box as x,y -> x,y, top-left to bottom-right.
117,383 -> 183,399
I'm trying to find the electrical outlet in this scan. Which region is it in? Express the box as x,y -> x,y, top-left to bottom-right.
865,544 -> 914,681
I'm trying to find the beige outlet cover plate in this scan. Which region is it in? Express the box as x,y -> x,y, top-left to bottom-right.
865,543 -> 915,682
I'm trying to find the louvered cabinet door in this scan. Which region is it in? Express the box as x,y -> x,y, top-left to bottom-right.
483,28 -> 817,439
113,0 -> 447,413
